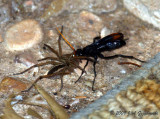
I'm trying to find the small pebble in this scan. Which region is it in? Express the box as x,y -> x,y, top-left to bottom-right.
120,69 -> 126,74
0,77 -> 27,93
47,30 -> 55,38
100,27 -> 111,38
96,91 -> 103,97
5,19 -> 43,51
11,95 -> 23,105
14,95 -> 23,100
23,0 -> 37,12
70,99 -> 80,106
123,0 -> 160,30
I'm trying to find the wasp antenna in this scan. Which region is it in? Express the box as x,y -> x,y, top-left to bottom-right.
56,27 -> 76,53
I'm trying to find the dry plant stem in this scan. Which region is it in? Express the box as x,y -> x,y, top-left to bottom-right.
35,85 -> 69,119
1,94 -> 24,119
27,108 -> 43,119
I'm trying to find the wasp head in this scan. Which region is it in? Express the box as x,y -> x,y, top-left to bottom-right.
75,49 -> 83,56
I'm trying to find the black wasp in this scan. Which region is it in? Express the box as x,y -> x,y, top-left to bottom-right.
57,29 -> 145,91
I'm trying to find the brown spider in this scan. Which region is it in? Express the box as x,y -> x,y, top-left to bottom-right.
14,26 -> 94,92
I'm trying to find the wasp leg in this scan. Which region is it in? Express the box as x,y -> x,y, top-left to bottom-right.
92,56 -> 98,91
98,53 -> 145,63
71,62 -> 87,74
75,60 -> 89,83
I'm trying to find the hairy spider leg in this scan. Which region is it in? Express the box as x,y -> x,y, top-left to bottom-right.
37,57 -> 58,62
22,71 -> 70,92
59,75 -> 63,91
13,61 -> 60,75
56,27 -> 76,54
58,26 -> 63,56
58,67 -> 69,92
38,27 -> 64,62
43,44 -> 60,58
47,65 -> 67,92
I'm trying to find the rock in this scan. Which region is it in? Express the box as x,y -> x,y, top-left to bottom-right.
123,0 -> 160,30
40,0 -> 117,22
65,0 -> 117,14
40,0 -> 66,21
5,19 -> 43,51
0,77 -> 27,93
77,11 -> 103,40
78,11 -> 103,31
100,27 -> 111,38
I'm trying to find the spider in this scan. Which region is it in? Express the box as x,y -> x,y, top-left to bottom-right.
14,26 -> 94,92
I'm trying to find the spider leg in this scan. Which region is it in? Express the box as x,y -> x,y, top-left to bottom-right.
98,53 -> 145,63
71,62 -> 87,74
75,60 -> 89,83
37,57 -> 58,62
47,64 -> 65,75
58,26 -> 63,56
58,66 -> 72,92
59,75 -> 63,92
13,61 -> 60,75
22,71 -> 70,92
44,44 -> 60,58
